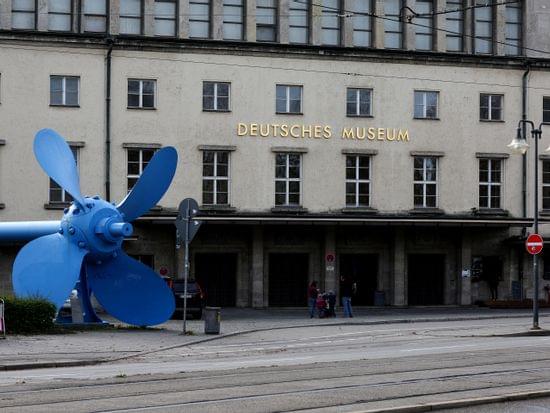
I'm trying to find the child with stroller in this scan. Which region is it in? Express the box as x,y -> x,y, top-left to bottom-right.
316,290 -> 337,318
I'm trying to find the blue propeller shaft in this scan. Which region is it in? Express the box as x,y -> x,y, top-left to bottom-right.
0,221 -> 60,241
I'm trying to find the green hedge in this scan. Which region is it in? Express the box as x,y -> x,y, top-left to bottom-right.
1,296 -> 56,334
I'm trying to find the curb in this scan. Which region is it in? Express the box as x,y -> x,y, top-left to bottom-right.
2,313 -> 549,371
351,389 -> 550,412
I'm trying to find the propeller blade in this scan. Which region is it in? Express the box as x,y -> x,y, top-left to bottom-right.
13,233 -> 87,310
117,147 -> 177,222
87,251 -> 175,326
34,129 -> 86,208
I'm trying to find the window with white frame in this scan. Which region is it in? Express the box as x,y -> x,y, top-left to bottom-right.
474,0 -> 494,54
414,91 -> 438,119
479,158 -> 501,209
50,75 -> 79,106
384,0 -> 403,49
223,0 -> 245,40
256,0 -> 277,42
480,93 -> 503,121
415,0 -> 433,51
414,157 -> 437,208
276,85 -> 302,114
346,155 -> 370,207
189,0 -> 210,38
289,0 -> 309,44
48,0 -> 72,31
446,0 -> 464,52
505,2 -> 522,56
202,151 -> 230,205
12,0 -> 36,30
275,153 -> 301,206
321,0 -> 341,46
351,0 -> 373,47
127,148 -> 156,192
50,146 -> 78,203
128,79 -> 155,109
82,0 -> 107,32
543,160 -> 550,210
347,88 -> 372,117
544,97 -> 550,124
154,0 -> 177,36
203,82 -> 230,111
120,0 -> 142,35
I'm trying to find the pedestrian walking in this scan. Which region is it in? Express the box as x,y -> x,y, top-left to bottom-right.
340,275 -> 354,318
307,281 -> 319,318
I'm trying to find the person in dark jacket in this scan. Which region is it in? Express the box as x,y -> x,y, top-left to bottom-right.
340,275 -> 354,318
307,281 -> 319,318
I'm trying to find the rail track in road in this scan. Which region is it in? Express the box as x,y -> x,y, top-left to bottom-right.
2,348 -> 550,412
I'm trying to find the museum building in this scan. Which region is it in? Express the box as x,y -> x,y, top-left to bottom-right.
1,0 -> 550,308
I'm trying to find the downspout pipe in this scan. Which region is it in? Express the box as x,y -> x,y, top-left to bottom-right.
105,37 -> 114,202
522,63 -> 530,218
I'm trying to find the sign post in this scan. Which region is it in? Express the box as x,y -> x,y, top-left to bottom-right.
0,298 -> 5,338
175,198 -> 201,335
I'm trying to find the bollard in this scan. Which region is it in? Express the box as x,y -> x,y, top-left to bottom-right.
0,298 -> 5,338
204,306 -> 221,334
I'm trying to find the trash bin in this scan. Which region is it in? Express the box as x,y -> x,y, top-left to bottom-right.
374,290 -> 385,306
204,306 -> 221,334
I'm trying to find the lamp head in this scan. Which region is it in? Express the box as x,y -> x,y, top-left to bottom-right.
507,127 -> 529,155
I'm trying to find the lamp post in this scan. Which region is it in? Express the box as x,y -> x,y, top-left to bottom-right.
508,120 -> 549,330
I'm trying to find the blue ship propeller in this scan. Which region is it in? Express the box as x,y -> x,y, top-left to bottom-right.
5,129 -> 178,326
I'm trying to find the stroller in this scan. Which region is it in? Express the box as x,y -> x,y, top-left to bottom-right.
316,291 -> 336,318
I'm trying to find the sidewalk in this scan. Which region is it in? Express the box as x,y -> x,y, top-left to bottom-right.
1,307 -> 549,371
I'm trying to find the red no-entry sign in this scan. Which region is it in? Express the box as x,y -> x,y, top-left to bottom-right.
526,234 -> 544,255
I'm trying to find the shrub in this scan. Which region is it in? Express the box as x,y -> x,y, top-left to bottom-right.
1,296 -> 56,334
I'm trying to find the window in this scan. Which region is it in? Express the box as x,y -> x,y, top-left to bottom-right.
414,157 -> 437,208
50,146 -> 78,203
256,0 -> 277,42
127,148 -> 156,192
223,0 -> 244,40
48,0 -> 72,31
480,94 -> 503,121
415,0 -> 433,51
346,155 -> 370,207
544,97 -> 550,124
12,0 -> 36,30
347,88 -> 372,117
414,91 -> 438,119
203,82 -> 230,111
275,153 -> 301,206
50,76 -> 79,106
202,151 -> 230,205
82,0 -> 107,32
505,2 -> 522,56
446,0 -> 464,52
189,0 -> 210,38
154,0 -> 177,36
289,0 -> 309,44
384,0 -> 403,49
120,0 -> 142,35
351,0 -> 372,47
474,0 -> 494,54
543,160 -> 550,210
276,85 -> 302,114
479,158 -> 501,209
128,79 -> 155,109
321,0 -> 341,46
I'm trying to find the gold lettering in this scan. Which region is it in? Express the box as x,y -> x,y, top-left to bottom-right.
272,124 -> 280,136
356,128 -> 366,140
314,125 -> 322,138
377,128 -> 385,140
260,124 -> 270,137
342,127 -> 355,139
250,123 -> 259,136
281,124 -> 289,137
302,125 -> 313,138
290,125 -> 301,138
323,126 -> 332,139
398,129 -> 410,141
387,128 -> 396,141
237,123 -> 248,136
367,128 -> 376,140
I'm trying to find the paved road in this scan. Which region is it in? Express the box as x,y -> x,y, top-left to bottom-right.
2,317 -> 550,412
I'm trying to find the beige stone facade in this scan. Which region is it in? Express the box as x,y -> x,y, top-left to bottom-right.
0,0 -> 550,308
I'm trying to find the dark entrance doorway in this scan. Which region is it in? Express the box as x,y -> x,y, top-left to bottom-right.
339,254 -> 378,305
269,253 -> 309,306
195,253 -> 237,307
408,254 -> 445,305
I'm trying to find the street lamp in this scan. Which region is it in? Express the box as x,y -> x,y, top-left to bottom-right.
508,120 -> 549,330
